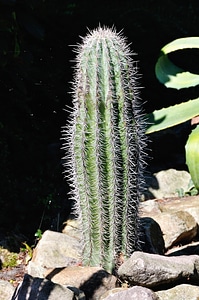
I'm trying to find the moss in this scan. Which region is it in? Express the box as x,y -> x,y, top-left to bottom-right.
0,247 -> 18,268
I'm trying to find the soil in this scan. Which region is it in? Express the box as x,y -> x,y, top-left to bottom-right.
0,250 -> 28,288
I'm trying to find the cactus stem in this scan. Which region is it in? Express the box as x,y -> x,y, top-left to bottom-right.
62,26 -> 146,273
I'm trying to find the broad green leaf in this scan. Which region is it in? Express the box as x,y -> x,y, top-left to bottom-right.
146,98 -> 199,133
162,37 -> 199,53
185,125 -> 199,190
155,37 -> 199,89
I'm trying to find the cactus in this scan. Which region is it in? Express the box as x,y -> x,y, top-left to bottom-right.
62,27 -> 146,273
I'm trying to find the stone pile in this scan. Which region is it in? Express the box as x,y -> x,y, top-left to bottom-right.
1,195 -> 199,299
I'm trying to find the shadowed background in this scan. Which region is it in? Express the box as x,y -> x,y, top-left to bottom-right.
1,0 -> 199,249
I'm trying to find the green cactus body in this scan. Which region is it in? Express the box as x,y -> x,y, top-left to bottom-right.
63,27 -> 146,273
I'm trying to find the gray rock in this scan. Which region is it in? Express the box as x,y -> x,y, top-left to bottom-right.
158,195 -> 199,225
140,196 -> 199,249
100,286 -> 158,300
0,280 -> 15,300
151,210 -> 197,249
28,230 -> 81,277
185,206 -> 199,226
140,195 -> 199,223
139,199 -> 161,215
99,288 -> 128,299
11,273 -> 84,300
156,284 -> 199,300
62,219 -> 81,240
146,168 -> 191,199
118,251 -> 199,288
23,196 -> 199,299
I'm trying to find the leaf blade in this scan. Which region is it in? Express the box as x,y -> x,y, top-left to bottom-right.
146,98 -> 199,133
155,37 -> 199,89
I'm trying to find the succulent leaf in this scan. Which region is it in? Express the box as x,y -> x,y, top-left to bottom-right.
155,37 -> 199,89
146,98 -> 199,133
186,125 -> 199,191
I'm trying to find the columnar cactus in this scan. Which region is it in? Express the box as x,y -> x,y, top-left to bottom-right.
62,27 -> 146,273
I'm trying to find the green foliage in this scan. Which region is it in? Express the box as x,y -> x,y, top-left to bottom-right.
176,179 -> 198,197
63,27 -> 146,273
34,229 -> 43,240
155,37 -> 199,89
185,125 -> 199,190
146,98 -> 199,134
21,242 -> 33,260
147,37 -> 199,193
0,247 -> 18,268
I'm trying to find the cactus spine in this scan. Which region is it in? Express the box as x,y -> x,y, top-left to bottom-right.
63,27 -> 146,273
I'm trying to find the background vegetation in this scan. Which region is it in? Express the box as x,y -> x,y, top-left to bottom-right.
1,0 -> 199,248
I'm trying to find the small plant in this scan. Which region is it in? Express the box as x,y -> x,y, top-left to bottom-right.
21,242 -> 33,264
0,247 -> 18,268
185,124 -> 199,191
34,229 -> 43,240
175,180 -> 198,198
62,27 -> 146,273
146,37 -> 199,193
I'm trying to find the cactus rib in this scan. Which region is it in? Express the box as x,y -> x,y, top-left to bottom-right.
62,27 -> 146,273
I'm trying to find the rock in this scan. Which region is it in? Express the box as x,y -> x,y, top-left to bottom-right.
99,287 -> 128,299
0,280 -> 15,300
140,196 -> 199,249
141,195 -> 199,223
146,168 -> 191,199
62,219 -> 81,240
118,251 -> 199,288
139,199 -> 161,215
150,210 -> 197,249
11,273 -> 84,300
140,217 -> 165,254
185,206 -> 199,226
20,195 -> 199,299
28,230 -> 81,277
44,266 -> 117,300
100,286 -> 158,300
156,284 -> 199,300
166,241 -> 199,256
157,195 -> 199,225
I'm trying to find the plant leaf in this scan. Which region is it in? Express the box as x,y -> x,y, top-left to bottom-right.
146,97 -> 199,133
185,125 -> 199,190
155,37 -> 199,89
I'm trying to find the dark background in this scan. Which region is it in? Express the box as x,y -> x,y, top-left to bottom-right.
1,0 -> 199,249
